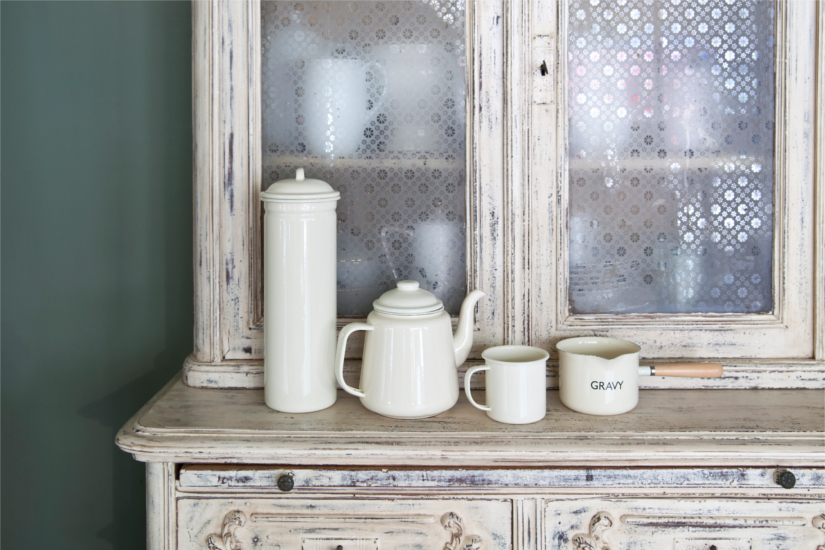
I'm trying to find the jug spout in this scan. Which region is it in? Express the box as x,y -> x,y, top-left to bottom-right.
452,289 -> 486,366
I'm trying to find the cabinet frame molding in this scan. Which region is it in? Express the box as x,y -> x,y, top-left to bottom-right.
189,0 -> 824,389
189,0 -> 508,388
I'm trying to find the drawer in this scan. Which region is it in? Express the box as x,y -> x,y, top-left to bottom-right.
179,465 -> 825,493
178,498 -> 511,550
544,498 -> 825,550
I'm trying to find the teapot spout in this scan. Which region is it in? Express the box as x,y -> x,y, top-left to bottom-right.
452,289 -> 486,366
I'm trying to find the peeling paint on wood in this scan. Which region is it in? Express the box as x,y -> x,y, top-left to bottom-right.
117,375 -> 824,468
122,372 -> 823,550
191,0 -> 824,388
178,499 -> 509,550
178,466 -> 825,494
183,354 -> 825,390
546,499 -> 825,550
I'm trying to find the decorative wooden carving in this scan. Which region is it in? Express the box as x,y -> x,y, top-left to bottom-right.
813,513 -> 825,550
442,512 -> 482,550
206,510 -> 246,550
571,512 -> 614,550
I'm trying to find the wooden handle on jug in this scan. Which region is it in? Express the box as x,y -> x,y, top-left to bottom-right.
650,363 -> 723,378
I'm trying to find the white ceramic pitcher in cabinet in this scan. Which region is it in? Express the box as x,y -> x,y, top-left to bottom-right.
334,281 -> 485,419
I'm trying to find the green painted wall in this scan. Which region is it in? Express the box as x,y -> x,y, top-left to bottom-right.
2,2 -> 193,548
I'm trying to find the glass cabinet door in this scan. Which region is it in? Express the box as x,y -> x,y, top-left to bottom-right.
189,0 -> 504,385
526,0 -> 816,360
567,0 -> 776,315
262,0 -> 468,316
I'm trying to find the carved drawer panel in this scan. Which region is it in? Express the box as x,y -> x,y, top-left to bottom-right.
178,498 -> 511,550
544,499 -> 825,550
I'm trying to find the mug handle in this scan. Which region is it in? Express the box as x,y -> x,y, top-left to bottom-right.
464,365 -> 491,411
335,322 -> 373,398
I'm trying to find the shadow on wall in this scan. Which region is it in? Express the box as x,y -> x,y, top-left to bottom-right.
1,2 -> 192,549
79,365 -> 182,547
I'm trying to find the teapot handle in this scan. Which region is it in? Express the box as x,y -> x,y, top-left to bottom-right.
335,322 -> 373,398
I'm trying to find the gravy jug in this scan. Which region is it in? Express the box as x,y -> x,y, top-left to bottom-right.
334,281 -> 485,419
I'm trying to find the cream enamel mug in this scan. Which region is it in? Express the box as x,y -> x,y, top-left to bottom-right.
464,346 -> 549,424
557,337 -> 723,415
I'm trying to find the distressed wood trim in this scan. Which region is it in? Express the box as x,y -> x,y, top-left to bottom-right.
178,465 -> 825,493
515,499 -> 538,550
469,0 -> 507,352
528,0 -> 560,349
504,0 -> 531,345
193,0 -> 221,363
217,0 -> 257,361
183,354 -> 825,390
816,0 -> 825,362
553,0 -> 570,335
249,0 -> 263,329
116,377 -> 824,467
146,462 -> 175,550
545,499 -> 825,550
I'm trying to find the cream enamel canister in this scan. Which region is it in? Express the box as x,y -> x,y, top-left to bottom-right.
334,280 -> 485,419
261,168 -> 340,413
557,337 -> 723,415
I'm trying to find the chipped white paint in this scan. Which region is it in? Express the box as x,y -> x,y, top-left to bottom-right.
120,376 -> 824,550
816,0 -> 825,363
178,466 -> 825,493
134,1 -> 825,549
118,375 -> 825,468
545,499 -> 825,550
146,462 -> 175,550
183,356 -> 825,390
190,0 -> 508,388
190,0 -> 824,389
177,499 -> 509,550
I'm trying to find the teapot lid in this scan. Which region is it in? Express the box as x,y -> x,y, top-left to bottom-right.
261,168 -> 341,203
373,280 -> 444,315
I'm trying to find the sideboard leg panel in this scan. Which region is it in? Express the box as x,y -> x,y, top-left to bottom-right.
147,462 -> 175,550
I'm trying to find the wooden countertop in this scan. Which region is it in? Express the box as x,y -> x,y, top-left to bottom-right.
116,374 -> 824,467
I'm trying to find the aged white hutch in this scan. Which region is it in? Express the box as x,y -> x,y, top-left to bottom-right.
117,0 -> 825,548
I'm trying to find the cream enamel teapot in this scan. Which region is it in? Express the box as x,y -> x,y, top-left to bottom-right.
334,281 -> 485,419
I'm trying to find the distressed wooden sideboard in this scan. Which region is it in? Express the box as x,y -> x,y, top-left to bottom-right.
116,1 -> 825,547
116,375 -> 825,550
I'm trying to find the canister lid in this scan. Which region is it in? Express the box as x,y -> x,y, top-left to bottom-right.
373,280 -> 444,315
260,168 -> 341,202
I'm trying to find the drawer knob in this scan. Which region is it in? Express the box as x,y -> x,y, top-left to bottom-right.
775,469 -> 796,489
277,472 -> 295,492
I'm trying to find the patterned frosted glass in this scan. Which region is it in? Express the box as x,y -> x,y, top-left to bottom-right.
262,1 -> 467,316
567,0 -> 775,314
